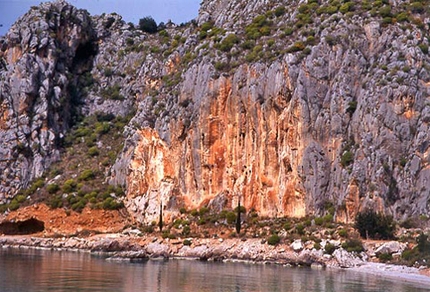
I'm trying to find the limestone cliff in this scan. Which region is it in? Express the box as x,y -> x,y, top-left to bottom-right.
1,0 -> 430,224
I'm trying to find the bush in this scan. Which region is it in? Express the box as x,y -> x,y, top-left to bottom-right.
199,206 -> 209,216
71,199 -> 86,212
218,34 -> 240,52
267,234 -> 281,245
419,44 -> 429,54
341,151 -> 354,167
139,16 -> 158,33
296,223 -> 305,235
47,183 -> 60,194
8,201 -> 20,211
95,122 -> 110,135
182,225 -> 191,236
324,242 -> 336,254
88,147 -> 100,157
325,35 -> 337,46
63,179 -> 77,193
183,239 -> 192,246
341,238 -> 364,253
325,242 -> 336,254
347,101 -> 357,114
226,212 -> 237,224
78,169 -> 96,181
355,210 -> 396,240
286,41 -> 305,53
378,253 -> 393,262
102,197 -> 124,210
338,228 -> 348,238
274,6 -> 286,17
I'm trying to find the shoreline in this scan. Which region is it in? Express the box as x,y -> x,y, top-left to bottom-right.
1,233 -> 430,286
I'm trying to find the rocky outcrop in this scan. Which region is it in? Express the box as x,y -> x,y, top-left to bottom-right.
0,0 -> 97,200
121,5 -> 430,223
1,0 -> 430,225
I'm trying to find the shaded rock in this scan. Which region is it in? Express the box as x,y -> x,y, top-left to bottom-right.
375,241 -> 407,255
333,248 -> 365,268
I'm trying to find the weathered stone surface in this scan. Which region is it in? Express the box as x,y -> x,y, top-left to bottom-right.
375,241 -> 407,255
333,248 -> 365,268
291,239 -> 304,252
0,0 -> 97,200
1,0 -> 430,226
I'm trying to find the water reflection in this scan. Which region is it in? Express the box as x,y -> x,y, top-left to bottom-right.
0,248 -> 428,292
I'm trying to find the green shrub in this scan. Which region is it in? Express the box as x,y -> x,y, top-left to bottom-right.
226,212 -> 237,224
274,6 -> 286,17
296,223 -> 305,235
100,84 -> 124,100
102,197 -> 124,210
199,206 -> 209,216
315,217 -> 324,225
409,1 -> 425,13
47,183 -> 60,194
71,199 -> 86,212
104,67 -> 114,77
341,151 -> 354,167
286,41 -> 305,53
417,232 -> 430,253
183,239 -> 192,246
419,44 -> 429,54
88,146 -> 100,157
48,195 -> 63,209
182,225 -> 191,236
63,179 -> 77,193
347,101 -> 358,114
338,228 -> 348,238
341,238 -> 364,253
78,169 -> 96,181
95,122 -> 110,135
218,34 -> 240,52
284,221 -> 292,230
355,210 -> 396,240
74,127 -> 91,138
214,62 -> 228,71
325,242 -> 336,254
325,35 -> 338,46
139,16 -> 158,33
0,204 -> 8,213
396,12 -> 409,22
267,234 -> 281,245
323,214 -> 333,223
378,252 -> 393,262
8,201 -> 20,211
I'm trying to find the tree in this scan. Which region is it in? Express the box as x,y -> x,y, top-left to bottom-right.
355,210 -> 396,240
236,199 -> 241,234
158,203 -> 163,232
139,16 -> 158,33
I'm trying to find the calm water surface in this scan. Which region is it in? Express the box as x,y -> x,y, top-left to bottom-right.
0,248 -> 429,292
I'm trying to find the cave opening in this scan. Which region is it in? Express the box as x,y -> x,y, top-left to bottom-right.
72,41 -> 98,72
0,218 -> 45,235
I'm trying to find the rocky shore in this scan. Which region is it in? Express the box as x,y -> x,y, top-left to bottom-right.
1,233 -> 430,285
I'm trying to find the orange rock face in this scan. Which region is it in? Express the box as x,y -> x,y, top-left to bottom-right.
125,65 -> 308,223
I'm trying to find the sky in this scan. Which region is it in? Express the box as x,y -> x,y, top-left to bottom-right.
0,0 -> 201,36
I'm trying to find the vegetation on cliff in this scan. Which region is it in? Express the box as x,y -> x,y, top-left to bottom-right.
0,1 -> 430,265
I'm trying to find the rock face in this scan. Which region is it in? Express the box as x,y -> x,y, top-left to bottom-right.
1,0 -> 430,224
0,0 -> 97,199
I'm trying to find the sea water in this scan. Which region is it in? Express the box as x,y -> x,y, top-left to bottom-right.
0,248 -> 429,292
